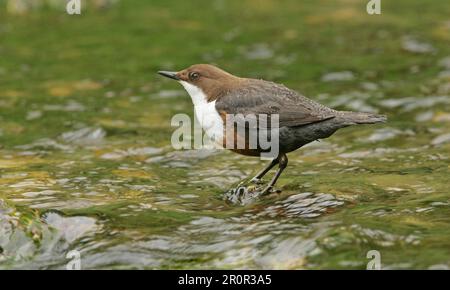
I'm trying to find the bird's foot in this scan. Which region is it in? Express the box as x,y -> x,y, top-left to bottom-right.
224,185 -> 260,205
224,181 -> 281,205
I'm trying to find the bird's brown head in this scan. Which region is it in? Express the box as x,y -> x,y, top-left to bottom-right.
158,64 -> 241,103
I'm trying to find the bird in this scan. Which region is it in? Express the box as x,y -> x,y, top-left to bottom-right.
158,64 -> 386,195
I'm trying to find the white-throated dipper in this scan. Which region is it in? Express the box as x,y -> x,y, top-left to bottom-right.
158,64 -> 386,194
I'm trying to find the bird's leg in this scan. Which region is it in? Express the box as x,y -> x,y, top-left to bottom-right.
250,157 -> 279,184
261,153 -> 288,195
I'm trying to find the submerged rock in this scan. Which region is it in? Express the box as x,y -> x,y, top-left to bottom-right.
438,56 -> 450,70
43,212 -> 99,243
60,127 -> 106,146
380,96 -> 450,112
364,128 -> 414,142
0,200 -> 42,265
338,147 -> 422,159
15,138 -> 72,151
437,70 -> 450,79
415,111 -> 434,122
431,133 -> 450,146
321,71 -> 355,82
100,147 -> 163,160
402,37 -> 435,54
360,82 -> 379,91
43,100 -> 85,112
25,110 -> 42,121
153,90 -> 185,99
256,192 -> 344,218
241,43 -> 274,60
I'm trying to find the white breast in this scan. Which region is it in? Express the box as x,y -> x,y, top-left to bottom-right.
179,81 -> 224,144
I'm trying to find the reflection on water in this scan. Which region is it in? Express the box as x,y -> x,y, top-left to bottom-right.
2,84 -> 450,268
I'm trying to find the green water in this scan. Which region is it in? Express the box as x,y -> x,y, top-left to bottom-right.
0,0 -> 449,269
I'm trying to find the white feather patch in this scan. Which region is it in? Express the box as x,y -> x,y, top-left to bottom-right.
179,81 -> 224,143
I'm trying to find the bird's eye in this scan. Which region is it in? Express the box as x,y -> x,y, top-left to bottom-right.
189,72 -> 200,81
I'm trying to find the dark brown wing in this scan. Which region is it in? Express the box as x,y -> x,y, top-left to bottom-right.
215,79 -> 336,128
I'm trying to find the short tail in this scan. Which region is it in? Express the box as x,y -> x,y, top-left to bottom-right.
337,111 -> 387,125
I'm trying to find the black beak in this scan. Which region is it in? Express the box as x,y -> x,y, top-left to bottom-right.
158,71 -> 180,81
